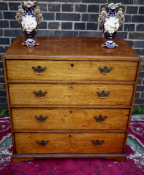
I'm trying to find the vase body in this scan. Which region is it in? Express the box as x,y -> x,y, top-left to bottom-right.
98,3 -> 125,48
16,1 -> 43,47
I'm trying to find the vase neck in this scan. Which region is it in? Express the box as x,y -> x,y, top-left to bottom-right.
23,5 -> 35,14
107,8 -> 118,17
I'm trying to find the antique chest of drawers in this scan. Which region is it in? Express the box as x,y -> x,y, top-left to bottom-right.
3,37 -> 141,162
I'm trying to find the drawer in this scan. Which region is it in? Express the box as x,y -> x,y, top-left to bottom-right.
6,60 -> 138,81
12,108 -> 129,130
9,84 -> 134,106
15,132 -> 125,154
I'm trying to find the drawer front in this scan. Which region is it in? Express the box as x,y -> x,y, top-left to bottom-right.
9,84 -> 134,106
12,108 -> 129,130
15,133 -> 125,154
6,60 -> 138,81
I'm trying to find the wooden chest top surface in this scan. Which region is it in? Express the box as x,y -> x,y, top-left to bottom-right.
4,37 -> 139,60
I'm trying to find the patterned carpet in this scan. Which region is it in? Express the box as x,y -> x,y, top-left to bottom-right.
0,114 -> 144,175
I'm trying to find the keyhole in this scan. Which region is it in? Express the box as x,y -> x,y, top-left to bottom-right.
70,86 -> 73,90
69,135 -> 71,138
70,111 -> 72,114
71,64 -> 74,67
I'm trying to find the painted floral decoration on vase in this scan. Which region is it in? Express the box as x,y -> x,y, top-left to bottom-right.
16,1 -> 43,47
98,3 -> 125,48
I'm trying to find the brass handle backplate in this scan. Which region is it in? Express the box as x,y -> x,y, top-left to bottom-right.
99,66 -> 112,75
32,66 -> 46,75
35,115 -> 48,123
33,90 -> 47,99
37,140 -> 48,147
94,115 -> 107,123
97,90 -> 109,99
92,140 -> 104,147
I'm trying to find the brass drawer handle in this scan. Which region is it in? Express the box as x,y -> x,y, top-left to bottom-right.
35,115 -> 48,123
32,66 -> 46,75
97,90 -> 109,99
37,140 -> 48,147
33,90 -> 47,99
99,66 -> 112,75
94,115 -> 107,123
92,140 -> 104,147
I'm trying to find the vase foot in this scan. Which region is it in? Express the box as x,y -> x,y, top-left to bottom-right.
22,39 -> 39,47
102,41 -> 118,48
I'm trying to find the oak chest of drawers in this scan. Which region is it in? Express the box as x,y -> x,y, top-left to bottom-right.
3,37 -> 141,162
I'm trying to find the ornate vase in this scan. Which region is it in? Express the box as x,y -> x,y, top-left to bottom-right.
98,3 -> 125,48
16,1 -> 43,47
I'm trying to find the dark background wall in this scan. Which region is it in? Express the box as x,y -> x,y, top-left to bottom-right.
0,0 -> 144,110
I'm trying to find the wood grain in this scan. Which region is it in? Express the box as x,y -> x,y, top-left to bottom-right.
12,153 -> 126,162
6,80 -> 136,84
6,60 -> 138,81
10,105 -> 132,108
9,84 -> 134,106
12,108 -> 129,130
13,129 -> 127,133
4,37 -> 139,60
15,132 -> 125,154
